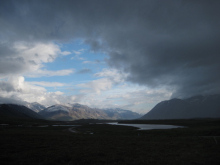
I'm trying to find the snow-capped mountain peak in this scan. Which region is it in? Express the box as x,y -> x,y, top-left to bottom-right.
45,104 -> 70,112
25,102 -> 46,112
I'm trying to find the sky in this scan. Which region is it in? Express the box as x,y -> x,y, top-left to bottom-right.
0,0 -> 220,114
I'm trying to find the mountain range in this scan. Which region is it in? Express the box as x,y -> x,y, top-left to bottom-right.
39,103 -> 142,120
141,94 -> 220,119
1,94 -> 220,121
103,108 -> 142,119
25,102 -> 46,113
0,102 -> 142,121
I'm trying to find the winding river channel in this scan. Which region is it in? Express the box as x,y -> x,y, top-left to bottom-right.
107,122 -> 185,130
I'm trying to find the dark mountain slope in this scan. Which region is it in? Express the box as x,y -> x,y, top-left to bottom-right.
0,104 -> 45,119
141,95 -> 220,119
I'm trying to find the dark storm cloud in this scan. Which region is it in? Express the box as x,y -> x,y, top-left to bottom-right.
0,43 -> 26,75
1,0 -> 220,98
0,96 -> 27,105
0,81 -> 15,92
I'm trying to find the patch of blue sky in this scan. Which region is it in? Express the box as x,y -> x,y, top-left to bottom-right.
25,40 -> 108,94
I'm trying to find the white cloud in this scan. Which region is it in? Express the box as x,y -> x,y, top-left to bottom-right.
0,75 -> 171,113
0,76 -> 46,101
83,61 -> 94,64
74,69 -> 171,113
71,49 -> 86,60
0,41 -> 74,78
54,91 -> 64,95
74,68 -> 172,113
73,50 -> 82,55
82,60 -> 103,64
14,42 -> 60,64
28,81 -> 67,87
78,78 -> 113,94
95,68 -> 128,84
0,76 -> 82,106
76,83 -> 172,113
0,41 -> 170,113
26,69 -> 74,77
61,51 -> 71,55
77,68 -> 127,94
0,41 -> 78,107
0,40 -> 171,113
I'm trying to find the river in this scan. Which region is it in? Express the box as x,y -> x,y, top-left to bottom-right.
107,122 -> 185,130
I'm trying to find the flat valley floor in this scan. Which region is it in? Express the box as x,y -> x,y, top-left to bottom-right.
0,119 -> 220,165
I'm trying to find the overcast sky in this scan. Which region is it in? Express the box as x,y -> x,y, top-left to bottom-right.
0,0 -> 220,113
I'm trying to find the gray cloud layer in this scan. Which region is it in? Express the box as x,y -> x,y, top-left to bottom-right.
1,0 -> 220,98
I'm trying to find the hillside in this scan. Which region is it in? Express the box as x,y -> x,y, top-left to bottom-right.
0,104 -> 45,119
25,102 -> 46,113
103,108 -> 142,119
39,104 -> 141,121
141,94 -> 220,119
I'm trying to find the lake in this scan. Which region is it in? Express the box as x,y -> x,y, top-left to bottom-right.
107,122 -> 185,130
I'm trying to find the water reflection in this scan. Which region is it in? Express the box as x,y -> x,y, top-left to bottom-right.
52,125 -> 80,127
107,122 -> 185,130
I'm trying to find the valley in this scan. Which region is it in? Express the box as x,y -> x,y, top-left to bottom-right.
1,117 -> 220,165
1,94 -> 220,164
1,1 -> 220,164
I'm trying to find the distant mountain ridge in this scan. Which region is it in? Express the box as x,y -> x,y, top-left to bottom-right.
39,104 -> 142,120
103,108 -> 142,119
25,102 -> 46,112
141,94 -> 220,119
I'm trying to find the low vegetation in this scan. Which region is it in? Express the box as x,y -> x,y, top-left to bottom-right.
1,117 -> 220,165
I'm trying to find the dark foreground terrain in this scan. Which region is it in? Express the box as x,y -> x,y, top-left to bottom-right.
0,117 -> 220,165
